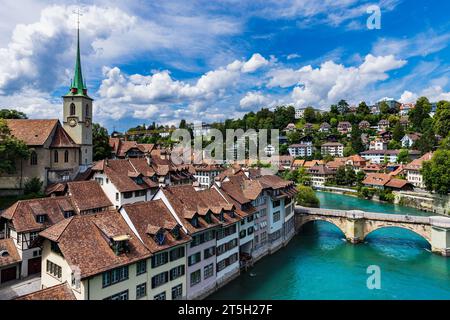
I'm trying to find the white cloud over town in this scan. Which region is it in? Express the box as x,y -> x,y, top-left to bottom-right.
0,0 -> 448,128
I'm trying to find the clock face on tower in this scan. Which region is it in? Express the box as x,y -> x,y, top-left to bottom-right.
69,119 -> 77,127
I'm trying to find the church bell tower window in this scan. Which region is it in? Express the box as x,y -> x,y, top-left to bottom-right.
70,103 -> 76,116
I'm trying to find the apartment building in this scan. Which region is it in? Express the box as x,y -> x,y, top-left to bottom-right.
360,150 -> 421,164
193,164 -> 225,189
219,177 -> 258,265
120,201 -> 191,300
0,181 -> 112,278
154,185 -> 240,299
404,152 -> 433,189
90,158 -> 159,209
39,210 -> 151,300
308,165 -> 336,187
288,143 -> 313,158
321,142 -> 344,157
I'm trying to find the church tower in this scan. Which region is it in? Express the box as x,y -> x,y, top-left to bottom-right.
63,21 -> 93,168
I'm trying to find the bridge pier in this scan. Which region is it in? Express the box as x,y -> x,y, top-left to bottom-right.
430,217 -> 450,257
344,211 -> 365,244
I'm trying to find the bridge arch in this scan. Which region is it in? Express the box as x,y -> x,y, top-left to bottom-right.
363,224 -> 432,246
297,216 -> 348,239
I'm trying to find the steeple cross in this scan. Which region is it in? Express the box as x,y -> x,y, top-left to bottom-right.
73,7 -> 83,30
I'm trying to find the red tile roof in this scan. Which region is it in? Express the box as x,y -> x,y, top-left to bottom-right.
0,238 -> 21,267
1,196 -> 76,233
122,200 -> 191,253
362,173 -> 392,186
161,185 -> 226,234
39,210 -> 150,279
6,119 -> 58,146
405,152 -> 433,171
15,283 -> 76,300
50,123 -> 78,148
67,181 -> 113,212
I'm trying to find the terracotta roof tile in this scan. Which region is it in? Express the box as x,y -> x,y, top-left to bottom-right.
15,283 -> 76,300
362,173 -> 392,186
122,200 -> 191,253
1,197 -> 76,233
39,210 -> 150,279
0,238 -> 21,267
5,119 -> 58,146
50,124 -> 78,148
67,181 -> 113,212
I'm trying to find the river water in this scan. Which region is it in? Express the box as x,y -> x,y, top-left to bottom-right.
209,192 -> 450,300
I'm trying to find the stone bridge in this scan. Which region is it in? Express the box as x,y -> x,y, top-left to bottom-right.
295,206 -> 450,256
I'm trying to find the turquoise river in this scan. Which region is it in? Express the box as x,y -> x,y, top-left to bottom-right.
209,191 -> 450,300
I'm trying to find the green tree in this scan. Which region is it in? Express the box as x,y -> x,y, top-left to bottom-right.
379,101 -> 390,115
397,149 -> 411,164
356,170 -> 366,186
357,101 -> 370,115
433,100 -> 450,138
343,145 -> 355,157
345,166 -> 356,185
287,130 -> 301,144
409,97 -> 431,132
0,119 -> 29,174
92,123 -> 112,161
0,109 -> 28,119
414,121 -> 437,155
335,166 -> 347,185
296,185 -> 320,208
422,149 -> 450,194
392,123 -> 405,142
388,140 -> 401,150
350,124 -> 364,153
303,107 -> 316,123
337,99 -> 349,114
24,177 -> 43,195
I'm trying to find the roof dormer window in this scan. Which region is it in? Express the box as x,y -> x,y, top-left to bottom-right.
171,226 -> 181,240
36,214 -> 47,223
155,230 -> 165,246
111,235 -> 131,255
191,216 -> 199,228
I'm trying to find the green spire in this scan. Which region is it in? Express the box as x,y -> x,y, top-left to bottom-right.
67,24 -> 90,98
72,27 -> 84,91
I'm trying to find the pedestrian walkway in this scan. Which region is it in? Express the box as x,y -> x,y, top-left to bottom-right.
0,275 -> 41,300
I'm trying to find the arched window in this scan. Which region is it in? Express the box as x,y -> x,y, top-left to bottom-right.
85,104 -> 89,117
30,151 -> 38,166
64,150 -> 69,163
54,150 -> 59,163
70,103 -> 76,116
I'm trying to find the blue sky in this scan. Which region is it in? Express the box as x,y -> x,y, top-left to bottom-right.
0,0 -> 449,132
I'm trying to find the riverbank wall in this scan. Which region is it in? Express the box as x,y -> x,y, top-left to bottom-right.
393,191 -> 450,216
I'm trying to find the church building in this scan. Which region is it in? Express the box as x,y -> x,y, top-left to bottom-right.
0,28 -> 93,194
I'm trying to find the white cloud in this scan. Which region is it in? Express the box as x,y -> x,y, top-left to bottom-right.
268,54 -> 407,107
398,91 -> 418,103
241,53 -> 269,73
286,53 -> 301,60
0,5 -> 137,94
420,86 -> 450,102
96,54 -> 270,121
0,3 -> 242,95
240,92 -> 270,110
0,89 -> 60,119
372,31 -> 450,59
398,86 -> 450,104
